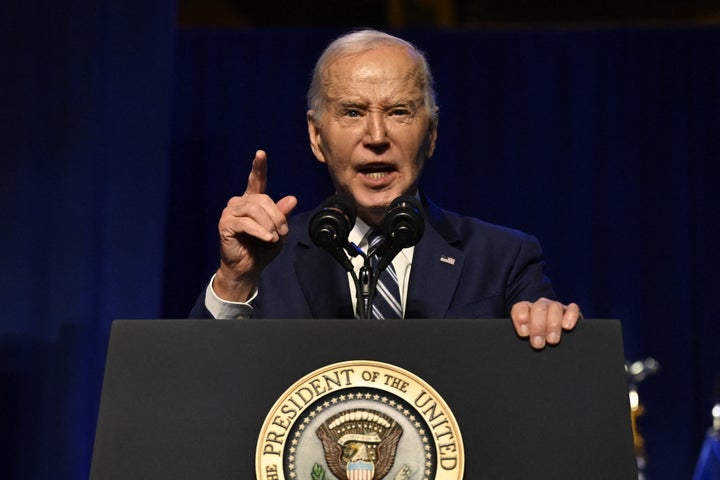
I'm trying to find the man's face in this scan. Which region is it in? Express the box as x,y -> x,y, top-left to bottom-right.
308,45 -> 437,225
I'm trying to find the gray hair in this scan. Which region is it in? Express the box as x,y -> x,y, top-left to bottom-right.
307,29 -> 438,123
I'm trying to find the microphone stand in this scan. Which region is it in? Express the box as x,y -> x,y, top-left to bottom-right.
357,263 -> 371,319
359,239 -> 392,320
344,240 -> 387,320
338,241 -> 373,320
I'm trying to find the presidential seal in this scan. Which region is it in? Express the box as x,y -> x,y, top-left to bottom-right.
256,360 -> 464,480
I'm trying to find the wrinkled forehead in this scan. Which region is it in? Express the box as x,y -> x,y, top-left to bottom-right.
321,45 -> 425,94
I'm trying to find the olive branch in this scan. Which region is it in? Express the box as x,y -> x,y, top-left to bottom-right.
311,463 -> 326,480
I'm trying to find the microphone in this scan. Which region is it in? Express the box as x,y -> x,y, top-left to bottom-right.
375,195 -> 425,271
309,194 -> 357,271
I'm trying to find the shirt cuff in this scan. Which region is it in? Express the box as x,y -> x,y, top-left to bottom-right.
204,274 -> 257,319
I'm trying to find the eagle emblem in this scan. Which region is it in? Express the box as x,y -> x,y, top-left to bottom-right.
316,408 -> 403,480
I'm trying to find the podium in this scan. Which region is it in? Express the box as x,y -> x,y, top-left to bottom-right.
90,318 -> 637,479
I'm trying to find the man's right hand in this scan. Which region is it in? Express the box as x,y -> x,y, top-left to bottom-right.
213,150 -> 297,302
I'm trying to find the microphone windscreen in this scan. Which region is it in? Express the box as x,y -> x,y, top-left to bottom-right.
309,194 -> 357,249
326,194 -> 357,224
390,195 -> 422,211
383,195 -> 425,249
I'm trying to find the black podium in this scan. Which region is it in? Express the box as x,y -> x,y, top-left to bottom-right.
90,318 -> 637,479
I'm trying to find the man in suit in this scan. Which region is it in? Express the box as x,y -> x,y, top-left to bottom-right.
190,29 -> 581,349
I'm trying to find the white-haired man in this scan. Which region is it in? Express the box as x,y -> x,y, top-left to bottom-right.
190,29 -> 581,350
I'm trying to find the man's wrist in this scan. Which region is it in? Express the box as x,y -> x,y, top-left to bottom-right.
213,266 -> 259,302
205,274 -> 257,319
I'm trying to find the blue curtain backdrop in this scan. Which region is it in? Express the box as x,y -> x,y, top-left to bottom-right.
2,2 -> 720,478
1,0 -> 175,478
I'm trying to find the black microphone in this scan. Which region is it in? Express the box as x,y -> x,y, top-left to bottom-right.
309,194 -> 357,271
375,195 -> 425,271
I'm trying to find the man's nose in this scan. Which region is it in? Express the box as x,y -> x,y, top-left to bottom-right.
364,111 -> 389,146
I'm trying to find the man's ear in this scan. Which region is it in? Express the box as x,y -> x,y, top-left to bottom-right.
307,110 -> 326,164
426,113 -> 439,158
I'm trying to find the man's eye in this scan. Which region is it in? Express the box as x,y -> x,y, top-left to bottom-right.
390,108 -> 411,116
344,109 -> 361,117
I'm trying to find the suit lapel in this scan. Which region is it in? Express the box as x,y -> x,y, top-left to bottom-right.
293,233 -> 356,319
405,199 -> 464,318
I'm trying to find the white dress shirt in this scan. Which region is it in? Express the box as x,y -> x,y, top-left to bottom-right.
347,218 -> 414,317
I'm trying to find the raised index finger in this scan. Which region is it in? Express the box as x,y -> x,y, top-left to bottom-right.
245,150 -> 268,195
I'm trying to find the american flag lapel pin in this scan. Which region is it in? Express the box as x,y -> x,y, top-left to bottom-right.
440,255 -> 456,266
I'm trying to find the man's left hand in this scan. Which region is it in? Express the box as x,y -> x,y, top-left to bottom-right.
511,298 -> 582,350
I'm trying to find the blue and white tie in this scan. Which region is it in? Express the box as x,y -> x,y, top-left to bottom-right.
368,230 -> 403,319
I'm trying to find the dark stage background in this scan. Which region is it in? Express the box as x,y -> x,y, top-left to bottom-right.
2,1 -> 719,479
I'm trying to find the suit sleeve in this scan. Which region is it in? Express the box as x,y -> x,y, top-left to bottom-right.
503,233 -> 556,314
189,288 -> 213,318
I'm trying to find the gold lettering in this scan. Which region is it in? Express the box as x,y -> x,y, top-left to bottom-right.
414,390 -> 432,408
439,442 -> 458,469
382,373 -> 409,392
266,464 -> 279,480
262,430 -> 285,456
289,395 -> 304,411
309,378 -> 326,396
326,369 -> 354,389
295,386 -> 315,405
440,456 -> 457,470
436,427 -> 455,440
338,368 -> 354,385
262,442 -> 280,456
271,415 -> 290,430
439,442 -> 457,455
432,417 -> 449,429
280,403 -> 297,419
421,400 -> 444,423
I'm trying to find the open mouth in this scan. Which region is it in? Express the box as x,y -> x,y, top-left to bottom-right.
365,171 -> 391,180
360,164 -> 395,180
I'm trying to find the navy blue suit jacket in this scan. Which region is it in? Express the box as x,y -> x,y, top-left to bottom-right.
190,197 -> 556,319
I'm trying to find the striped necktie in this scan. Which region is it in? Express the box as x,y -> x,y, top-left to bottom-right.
368,230 -> 403,319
